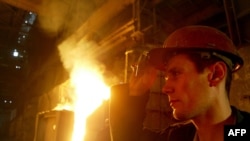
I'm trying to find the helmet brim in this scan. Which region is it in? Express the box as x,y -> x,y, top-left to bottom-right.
147,47 -> 244,72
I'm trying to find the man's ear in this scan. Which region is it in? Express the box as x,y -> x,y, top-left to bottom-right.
207,61 -> 227,87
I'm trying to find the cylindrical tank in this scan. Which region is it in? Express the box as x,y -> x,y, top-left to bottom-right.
109,83 -> 149,141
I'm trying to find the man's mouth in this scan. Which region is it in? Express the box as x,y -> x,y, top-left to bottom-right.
169,99 -> 180,107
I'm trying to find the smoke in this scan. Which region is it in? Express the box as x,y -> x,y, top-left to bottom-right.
37,1 -> 68,35
37,1 -> 99,68
38,0 -> 123,85
58,37 -> 103,74
58,35 -> 121,87
37,0 -> 91,37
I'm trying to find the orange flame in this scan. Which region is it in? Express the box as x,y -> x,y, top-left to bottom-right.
71,66 -> 110,141
58,39 -> 111,141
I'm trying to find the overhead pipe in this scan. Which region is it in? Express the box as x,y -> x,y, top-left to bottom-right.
223,0 -> 241,47
99,20 -> 135,46
71,0 -> 135,42
230,0 -> 242,46
1,0 -> 39,13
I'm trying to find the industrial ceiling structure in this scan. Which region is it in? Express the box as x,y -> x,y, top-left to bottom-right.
0,0 -> 250,111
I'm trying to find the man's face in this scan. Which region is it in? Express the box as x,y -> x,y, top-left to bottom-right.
162,54 -> 214,120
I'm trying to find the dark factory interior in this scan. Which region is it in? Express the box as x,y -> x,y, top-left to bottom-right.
0,0 -> 250,141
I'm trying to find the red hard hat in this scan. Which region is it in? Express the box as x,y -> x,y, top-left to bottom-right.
148,25 -> 243,72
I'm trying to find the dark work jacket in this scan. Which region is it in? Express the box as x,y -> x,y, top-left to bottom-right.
166,107 -> 250,141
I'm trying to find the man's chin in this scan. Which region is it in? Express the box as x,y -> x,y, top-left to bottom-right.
173,110 -> 190,121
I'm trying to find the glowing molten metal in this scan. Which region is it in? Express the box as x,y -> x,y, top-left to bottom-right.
58,39 -> 110,141
71,66 -> 110,141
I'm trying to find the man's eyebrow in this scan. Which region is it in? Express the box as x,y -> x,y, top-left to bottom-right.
165,66 -> 182,73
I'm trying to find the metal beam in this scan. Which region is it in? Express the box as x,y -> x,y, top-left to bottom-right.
70,0 -> 135,41
0,0 -> 40,13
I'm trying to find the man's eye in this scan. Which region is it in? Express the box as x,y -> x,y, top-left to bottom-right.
165,70 -> 180,80
171,70 -> 180,76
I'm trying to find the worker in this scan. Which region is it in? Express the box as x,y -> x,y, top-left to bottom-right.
147,25 -> 250,141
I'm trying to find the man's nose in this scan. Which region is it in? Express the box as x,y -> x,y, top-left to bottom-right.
162,78 -> 174,95
162,86 -> 174,95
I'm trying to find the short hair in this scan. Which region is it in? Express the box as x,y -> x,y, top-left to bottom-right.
186,52 -> 232,95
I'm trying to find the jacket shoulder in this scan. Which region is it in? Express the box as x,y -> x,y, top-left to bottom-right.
236,109 -> 250,125
167,121 -> 196,141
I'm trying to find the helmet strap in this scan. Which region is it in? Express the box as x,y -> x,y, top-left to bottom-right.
211,52 -> 233,71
